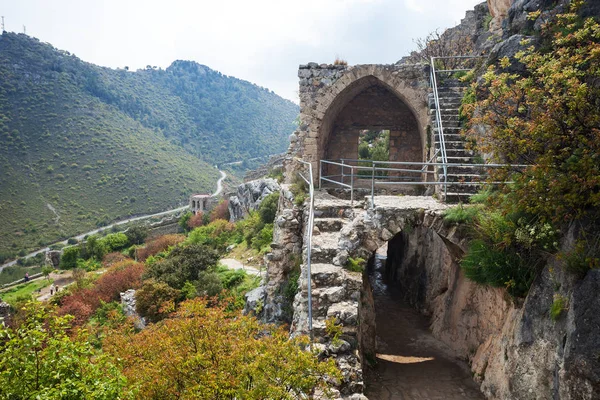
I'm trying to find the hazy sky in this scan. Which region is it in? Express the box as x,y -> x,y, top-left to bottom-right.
3,0 -> 483,102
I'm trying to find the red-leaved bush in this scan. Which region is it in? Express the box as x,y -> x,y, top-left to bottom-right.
58,260 -> 144,326
209,200 -> 230,223
137,234 -> 185,261
187,212 -> 205,229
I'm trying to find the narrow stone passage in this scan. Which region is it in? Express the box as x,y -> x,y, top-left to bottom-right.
365,256 -> 484,400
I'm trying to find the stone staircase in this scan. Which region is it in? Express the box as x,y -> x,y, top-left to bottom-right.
292,192 -> 365,397
431,78 -> 484,203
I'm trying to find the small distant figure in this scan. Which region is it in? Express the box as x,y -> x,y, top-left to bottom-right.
24,272 -> 30,282
50,284 -> 57,296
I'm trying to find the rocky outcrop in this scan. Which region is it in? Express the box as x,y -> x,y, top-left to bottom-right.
488,0 -> 513,35
228,178 -> 280,222
120,289 -> 146,330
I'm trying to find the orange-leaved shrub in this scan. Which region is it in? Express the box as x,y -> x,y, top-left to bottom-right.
209,200 -> 230,222
137,234 -> 185,261
187,212 -> 205,229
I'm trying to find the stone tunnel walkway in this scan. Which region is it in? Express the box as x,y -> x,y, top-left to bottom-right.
365,256 -> 484,400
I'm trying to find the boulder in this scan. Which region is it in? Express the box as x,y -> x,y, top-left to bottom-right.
228,178 -> 281,222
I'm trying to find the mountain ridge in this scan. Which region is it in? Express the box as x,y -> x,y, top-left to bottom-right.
0,32 -> 298,257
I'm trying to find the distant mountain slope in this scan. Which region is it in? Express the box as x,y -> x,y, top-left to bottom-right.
0,32 -> 298,257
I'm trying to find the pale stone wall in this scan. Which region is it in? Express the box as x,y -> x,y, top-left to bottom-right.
285,63 -> 430,183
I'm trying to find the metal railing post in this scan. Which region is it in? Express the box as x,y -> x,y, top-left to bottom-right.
350,166 -> 354,206
371,160 -> 375,209
341,159 -> 345,185
319,160 -> 322,190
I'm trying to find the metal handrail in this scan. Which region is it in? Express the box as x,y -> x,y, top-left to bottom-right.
295,158 -> 315,339
430,57 -> 449,199
430,55 -> 484,199
319,158 -> 525,209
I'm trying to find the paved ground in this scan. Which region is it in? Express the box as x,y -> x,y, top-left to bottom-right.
219,258 -> 264,277
36,271 -> 74,301
365,258 -> 484,400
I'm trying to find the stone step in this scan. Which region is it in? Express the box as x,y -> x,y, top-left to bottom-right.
435,133 -> 465,141
438,99 -> 462,106
314,218 -> 347,233
439,164 -> 487,174
444,192 -> 475,203
446,173 -> 486,183
436,140 -> 466,150
443,183 -> 480,194
437,156 -> 476,164
313,206 -> 355,219
440,115 -> 460,123
444,148 -> 475,157
310,263 -> 346,288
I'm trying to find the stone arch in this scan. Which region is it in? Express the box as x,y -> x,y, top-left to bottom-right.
317,74 -> 428,164
290,64 -> 430,182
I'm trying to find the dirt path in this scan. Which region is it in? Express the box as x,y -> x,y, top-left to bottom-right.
365,258 -> 484,399
219,258 -> 263,277
36,271 -> 74,301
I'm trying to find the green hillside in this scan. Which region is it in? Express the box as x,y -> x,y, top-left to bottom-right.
0,32 -> 298,258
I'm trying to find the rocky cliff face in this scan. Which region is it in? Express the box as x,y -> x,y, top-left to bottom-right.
227,178 -> 281,222
388,218 -> 600,399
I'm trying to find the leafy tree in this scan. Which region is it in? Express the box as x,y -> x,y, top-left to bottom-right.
464,2 -> 600,223
104,298 -> 340,399
81,234 -> 108,261
0,301 -> 128,399
187,211 -> 206,229
144,243 -> 219,289
41,265 -> 53,280
59,245 -> 80,269
135,280 -> 179,323
101,232 -> 129,252
187,219 -> 237,251
209,199 -> 230,222
258,192 -> 280,224
179,211 -> 193,232
124,226 -> 148,246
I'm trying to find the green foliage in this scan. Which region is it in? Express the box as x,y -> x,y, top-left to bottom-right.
41,265 -> 53,280
463,4 -> 600,223
135,280 -> 179,323
144,243 -> 219,289
124,225 -> 148,246
443,204 -> 481,224
60,245 -> 80,269
0,301 -> 128,399
76,258 -> 102,272
81,235 -> 108,261
195,271 -> 224,298
483,12 -> 493,31
101,232 -> 129,251
550,294 -> 568,321
252,223 -> 274,253
461,239 -> 537,297
104,299 -> 340,399
346,256 -> 366,273
258,191 -> 280,224
562,232 -> 600,276
325,317 -> 343,345
179,211 -> 193,232
187,219 -> 238,252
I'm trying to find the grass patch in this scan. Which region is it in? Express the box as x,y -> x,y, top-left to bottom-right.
346,257 -> 365,273
550,294 -> 568,321
443,204 -> 480,224
0,265 -> 42,286
0,279 -> 53,305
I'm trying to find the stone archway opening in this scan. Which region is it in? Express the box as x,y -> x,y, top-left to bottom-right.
362,231 -> 485,399
319,76 -> 425,193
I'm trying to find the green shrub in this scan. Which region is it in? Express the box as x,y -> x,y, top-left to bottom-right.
251,224 -> 273,253
461,240 -> 538,297
135,280 -> 179,323
258,192 -> 280,224
550,294 -> 568,321
443,204 -> 480,224
100,232 -> 129,252
346,257 -> 365,273
60,246 -> 81,269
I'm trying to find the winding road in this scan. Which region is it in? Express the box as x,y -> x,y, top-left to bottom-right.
1,170 -> 228,271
